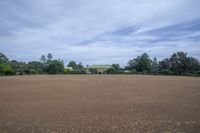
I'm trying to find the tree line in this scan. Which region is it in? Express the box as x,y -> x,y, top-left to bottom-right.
0,53 -> 64,75
126,52 -> 200,76
0,51 -> 200,76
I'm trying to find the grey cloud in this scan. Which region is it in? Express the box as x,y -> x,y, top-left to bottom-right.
0,0 -> 200,66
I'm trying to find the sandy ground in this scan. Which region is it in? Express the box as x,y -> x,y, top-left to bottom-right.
0,75 -> 200,133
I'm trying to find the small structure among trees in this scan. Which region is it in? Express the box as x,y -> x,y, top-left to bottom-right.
89,65 -> 113,74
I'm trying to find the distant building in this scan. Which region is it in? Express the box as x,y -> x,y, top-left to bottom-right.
65,67 -> 73,71
89,64 -> 113,74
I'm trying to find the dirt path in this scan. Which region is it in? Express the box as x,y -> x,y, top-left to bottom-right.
0,75 -> 200,132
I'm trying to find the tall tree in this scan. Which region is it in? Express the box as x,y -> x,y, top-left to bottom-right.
158,58 -> 172,74
169,52 -> 187,74
9,60 -> 27,75
47,53 -> 53,61
169,52 -> 199,74
40,55 -> 46,63
67,61 -> 77,69
0,63 -> 14,76
77,63 -> 84,70
151,57 -> 159,73
186,57 -> 199,73
128,53 -> 152,72
46,60 -> 64,74
159,52 -> 200,75
27,61 -> 45,74
159,58 -> 171,70
112,64 -> 120,73
0,52 -> 9,63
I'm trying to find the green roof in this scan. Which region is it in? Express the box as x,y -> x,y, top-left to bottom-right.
89,64 -> 113,69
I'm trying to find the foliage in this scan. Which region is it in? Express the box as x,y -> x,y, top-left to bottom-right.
151,57 -> 159,73
0,51 -> 199,76
64,68 -> 71,74
47,53 -> 53,61
46,60 -> 64,74
66,69 -> 86,74
40,53 -> 65,74
89,68 -> 98,74
67,61 -> 77,69
0,63 -> 14,76
127,52 -> 200,75
158,58 -> 171,71
128,53 -> 152,72
159,52 -> 200,75
112,64 -> 120,73
106,68 -> 116,74
169,52 -> 189,74
27,61 -> 44,74
0,52 -> 9,63
9,60 -> 27,75
77,63 -> 84,70
40,55 -> 46,63
66,61 -> 86,74
0,52 -> 14,76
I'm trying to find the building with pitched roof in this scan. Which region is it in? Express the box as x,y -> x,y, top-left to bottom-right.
88,64 -> 113,74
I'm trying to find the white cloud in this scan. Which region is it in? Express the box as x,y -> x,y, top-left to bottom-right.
0,0 -> 200,66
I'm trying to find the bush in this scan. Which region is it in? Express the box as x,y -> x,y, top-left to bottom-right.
160,69 -> 173,75
64,68 -> 71,74
105,68 -> 116,74
194,70 -> 200,75
46,60 -> 64,74
65,69 -> 86,74
89,68 -> 98,74
25,69 -> 38,75
0,63 -> 15,76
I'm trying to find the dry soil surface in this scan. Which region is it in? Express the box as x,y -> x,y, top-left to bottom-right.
0,75 -> 200,133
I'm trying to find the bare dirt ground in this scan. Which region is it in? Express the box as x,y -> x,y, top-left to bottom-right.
0,75 -> 200,133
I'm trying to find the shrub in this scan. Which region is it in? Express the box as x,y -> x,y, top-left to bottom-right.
65,69 -> 86,74
160,69 -> 173,75
0,63 -> 15,76
105,68 -> 116,74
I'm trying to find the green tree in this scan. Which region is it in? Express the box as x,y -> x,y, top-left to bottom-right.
77,63 -> 84,70
128,53 -> 152,73
27,61 -> 45,74
112,64 -> 120,73
9,60 -> 27,75
151,57 -> 159,73
159,52 -> 200,75
169,52 -> 187,74
106,68 -> 116,74
0,52 -> 9,63
46,60 -> 64,74
159,58 -> 170,70
47,53 -> 53,61
40,55 -> 46,63
186,57 -> 200,73
169,52 -> 199,75
0,63 -> 14,76
67,61 -> 77,69
158,58 -> 172,74
66,62 -> 86,74
89,68 -> 98,74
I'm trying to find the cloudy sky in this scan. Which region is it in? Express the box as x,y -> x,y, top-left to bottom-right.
0,0 -> 200,66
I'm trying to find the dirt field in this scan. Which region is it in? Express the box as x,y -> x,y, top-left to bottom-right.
0,75 -> 200,133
